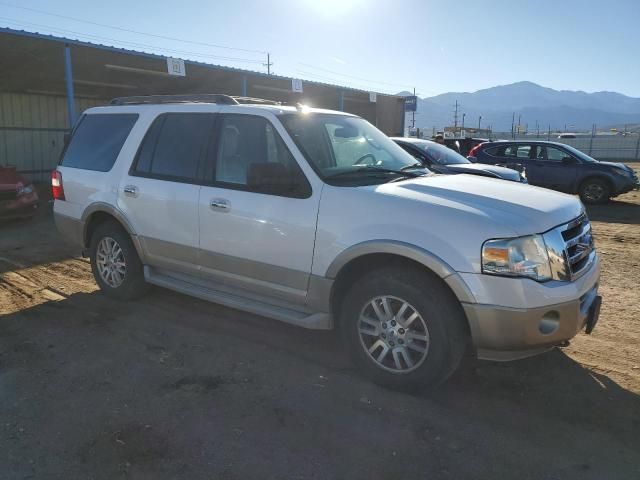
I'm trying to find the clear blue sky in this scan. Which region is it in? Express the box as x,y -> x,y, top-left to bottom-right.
2,0 -> 639,98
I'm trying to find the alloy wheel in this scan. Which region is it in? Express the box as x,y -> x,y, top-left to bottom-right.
358,295 -> 430,373
583,183 -> 604,202
96,236 -> 126,288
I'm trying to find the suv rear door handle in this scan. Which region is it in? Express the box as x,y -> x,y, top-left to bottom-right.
123,185 -> 138,197
210,198 -> 230,212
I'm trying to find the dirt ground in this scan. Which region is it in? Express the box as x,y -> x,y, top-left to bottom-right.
1,173 -> 639,480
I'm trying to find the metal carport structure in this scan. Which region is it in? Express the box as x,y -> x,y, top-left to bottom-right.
0,27 -> 405,181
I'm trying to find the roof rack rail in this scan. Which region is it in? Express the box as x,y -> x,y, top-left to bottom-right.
110,94 -> 239,106
232,96 -> 282,106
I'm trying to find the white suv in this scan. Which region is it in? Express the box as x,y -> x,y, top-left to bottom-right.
53,94 -> 602,390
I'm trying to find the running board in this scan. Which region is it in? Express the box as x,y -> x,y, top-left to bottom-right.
144,266 -> 331,330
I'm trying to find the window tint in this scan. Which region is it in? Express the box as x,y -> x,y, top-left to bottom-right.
484,146 -> 501,156
133,113 -> 215,181
61,114 -> 137,171
215,115 -> 307,195
534,146 -> 569,162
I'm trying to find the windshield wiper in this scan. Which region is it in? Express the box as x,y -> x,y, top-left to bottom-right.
326,165 -> 425,179
400,163 -> 424,171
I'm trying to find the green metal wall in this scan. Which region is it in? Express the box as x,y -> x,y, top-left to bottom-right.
0,93 -> 105,182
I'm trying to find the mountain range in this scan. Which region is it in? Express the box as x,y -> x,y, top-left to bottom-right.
398,82 -> 640,132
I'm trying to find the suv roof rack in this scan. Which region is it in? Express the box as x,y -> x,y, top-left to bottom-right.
110,94 -> 240,106
232,96 -> 282,106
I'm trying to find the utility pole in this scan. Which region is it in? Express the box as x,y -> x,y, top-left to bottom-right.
461,113 -> 466,136
264,53 -> 273,75
453,100 -> 459,130
511,112 -> 515,139
411,87 -> 416,129
478,115 -> 482,131
536,120 -> 539,138
517,114 -> 521,135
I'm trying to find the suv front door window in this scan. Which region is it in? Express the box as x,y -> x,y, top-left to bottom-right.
533,145 -> 578,192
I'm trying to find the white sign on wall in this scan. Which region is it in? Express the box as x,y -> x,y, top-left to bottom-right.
369,92 -> 377,103
166,57 -> 186,77
291,78 -> 303,93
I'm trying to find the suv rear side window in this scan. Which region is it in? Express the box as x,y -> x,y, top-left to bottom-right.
132,113 -> 215,182
489,144 -> 531,158
61,114 -> 138,172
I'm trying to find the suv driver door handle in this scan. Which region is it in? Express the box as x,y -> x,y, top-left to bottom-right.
210,198 -> 230,212
123,185 -> 138,197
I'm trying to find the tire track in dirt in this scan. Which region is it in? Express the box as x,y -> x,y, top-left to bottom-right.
0,256 -> 96,315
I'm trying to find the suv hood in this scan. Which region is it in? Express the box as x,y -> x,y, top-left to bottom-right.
441,163 -> 522,182
375,174 -> 583,235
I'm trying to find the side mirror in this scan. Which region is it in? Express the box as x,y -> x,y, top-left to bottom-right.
561,156 -> 576,164
63,132 -> 71,147
247,162 -> 295,194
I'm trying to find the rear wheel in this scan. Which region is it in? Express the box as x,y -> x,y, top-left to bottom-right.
579,178 -> 610,204
89,221 -> 149,300
339,266 -> 468,391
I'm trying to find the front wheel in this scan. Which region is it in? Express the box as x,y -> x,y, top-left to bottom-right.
579,178 -> 610,204
339,266 -> 468,391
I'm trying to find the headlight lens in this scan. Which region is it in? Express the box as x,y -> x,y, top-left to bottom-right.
612,168 -> 632,178
482,235 -> 551,281
17,184 -> 34,195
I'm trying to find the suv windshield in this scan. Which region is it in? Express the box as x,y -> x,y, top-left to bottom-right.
280,113 -> 428,184
418,142 -> 469,165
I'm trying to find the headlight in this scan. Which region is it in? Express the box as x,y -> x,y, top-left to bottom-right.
612,168 -> 632,178
482,235 -> 551,281
17,184 -> 34,195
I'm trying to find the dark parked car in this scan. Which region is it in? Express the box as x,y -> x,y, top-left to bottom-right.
0,166 -> 39,220
469,141 -> 639,204
392,137 -> 526,183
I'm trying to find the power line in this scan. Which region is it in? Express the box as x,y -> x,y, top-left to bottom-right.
0,1 -> 267,54
297,62 -> 419,92
0,17 -> 265,64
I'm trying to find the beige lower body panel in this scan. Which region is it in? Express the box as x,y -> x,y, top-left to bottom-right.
463,284 -> 599,361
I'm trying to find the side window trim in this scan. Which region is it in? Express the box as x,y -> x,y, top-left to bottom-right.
204,113 -> 312,199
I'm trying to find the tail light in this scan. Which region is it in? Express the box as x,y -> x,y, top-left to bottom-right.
468,144 -> 482,158
51,170 -> 65,200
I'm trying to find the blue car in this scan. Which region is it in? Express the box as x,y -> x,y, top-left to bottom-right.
469,140 -> 639,204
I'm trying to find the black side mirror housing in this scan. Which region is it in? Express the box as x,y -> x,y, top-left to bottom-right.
247,162 -> 295,194
562,157 -> 576,164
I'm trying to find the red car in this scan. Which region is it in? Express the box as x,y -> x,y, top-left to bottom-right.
0,166 -> 39,220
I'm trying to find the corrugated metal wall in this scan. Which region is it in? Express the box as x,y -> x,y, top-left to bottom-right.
0,93 -> 106,182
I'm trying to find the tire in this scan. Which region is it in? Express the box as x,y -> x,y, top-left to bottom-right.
339,266 -> 468,391
89,220 -> 150,300
579,178 -> 610,205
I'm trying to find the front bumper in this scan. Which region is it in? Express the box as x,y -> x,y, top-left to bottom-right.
613,175 -> 639,195
461,255 -> 601,361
